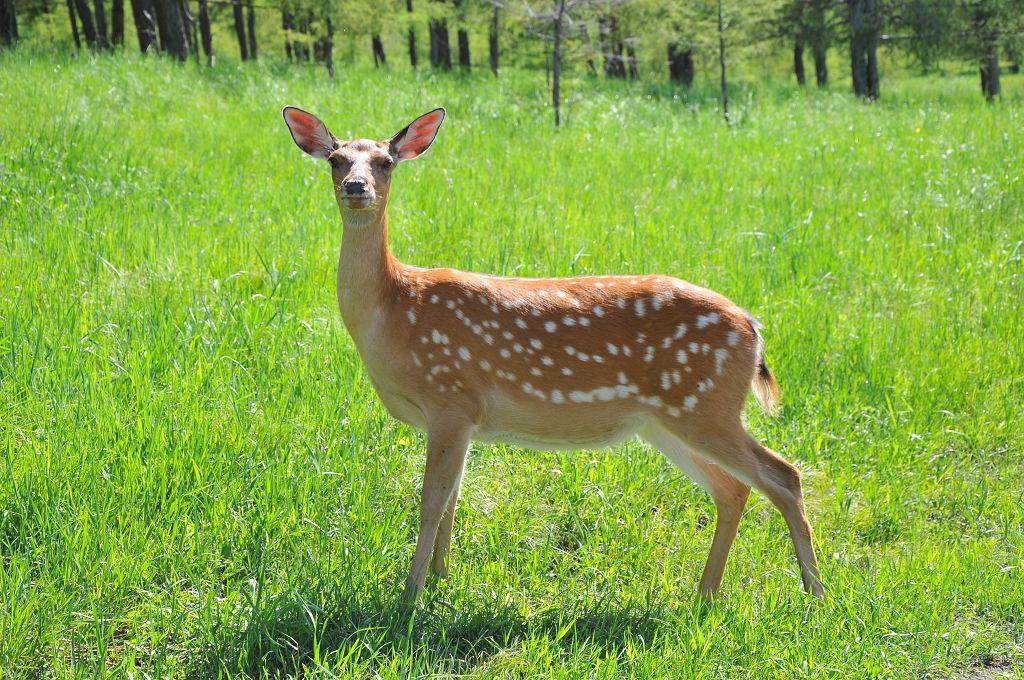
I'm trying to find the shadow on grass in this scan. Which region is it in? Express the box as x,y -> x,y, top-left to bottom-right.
190,581 -> 696,677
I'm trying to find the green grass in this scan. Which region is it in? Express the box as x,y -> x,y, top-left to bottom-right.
1,49 -> 1023,678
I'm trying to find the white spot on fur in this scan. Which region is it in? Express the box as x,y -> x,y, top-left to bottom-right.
607,343 -> 619,356
674,323 -> 688,339
714,348 -> 729,374
407,309 -> 417,324
530,367 -> 543,376
667,406 -> 681,417
696,312 -> 720,329
479,359 -> 492,371
578,317 -> 590,327
684,395 -> 698,411
565,346 -> 576,355
544,321 -> 557,333
634,299 -> 646,317
541,356 -> 554,366
593,306 -> 604,317
616,297 -> 626,309
563,316 -> 576,327
530,338 -> 543,350
515,318 -> 528,329
561,367 -> 574,376
698,378 -> 715,393
676,349 -> 688,364
551,389 -> 565,404
411,352 -> 422,368
500,348 -> 511,359
726,331 -> 740,346
643,346 -> 655,363
458,347 -> 471,361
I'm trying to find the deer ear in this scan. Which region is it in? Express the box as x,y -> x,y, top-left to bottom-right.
389,108 -> 446,162
282,106 -> 338,160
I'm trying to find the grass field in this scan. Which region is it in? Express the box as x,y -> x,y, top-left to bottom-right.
1,49 -> 1023,678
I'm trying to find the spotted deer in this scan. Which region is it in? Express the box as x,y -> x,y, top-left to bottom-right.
282,106 -> 824,604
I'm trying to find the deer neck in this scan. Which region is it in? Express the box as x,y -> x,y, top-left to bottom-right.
336,204 -> 402,333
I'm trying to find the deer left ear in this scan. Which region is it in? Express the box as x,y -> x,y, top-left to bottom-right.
389,108 -> 446,162
282,106 -> 338,160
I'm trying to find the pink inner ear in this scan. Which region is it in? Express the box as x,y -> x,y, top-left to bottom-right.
398,111 -> 444,159
285,109 -> 330,155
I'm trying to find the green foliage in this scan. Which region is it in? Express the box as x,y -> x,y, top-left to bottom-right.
1,50 -> 1023,677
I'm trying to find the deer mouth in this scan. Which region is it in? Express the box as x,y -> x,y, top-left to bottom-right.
343,196 -> 376,210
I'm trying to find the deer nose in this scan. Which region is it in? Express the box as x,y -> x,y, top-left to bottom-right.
343,179 -> 368,196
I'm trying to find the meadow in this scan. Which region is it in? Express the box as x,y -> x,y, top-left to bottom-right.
1,49 -> 1023,677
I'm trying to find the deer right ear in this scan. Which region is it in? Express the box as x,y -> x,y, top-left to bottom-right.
389,108 -> 446,162
282,106 -> 338,160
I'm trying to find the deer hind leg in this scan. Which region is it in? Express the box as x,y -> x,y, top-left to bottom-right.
640,422 -> 750,599
402,422 -> 471,606
660,419 -> 824,599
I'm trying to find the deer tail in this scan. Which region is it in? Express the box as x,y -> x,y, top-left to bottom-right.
747,315 -> 781,416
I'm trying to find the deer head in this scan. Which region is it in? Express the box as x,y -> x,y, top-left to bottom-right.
282,107 -> 446,221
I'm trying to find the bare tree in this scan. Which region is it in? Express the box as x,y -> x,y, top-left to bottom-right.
0,0 -> 18,46
497,0 -> 631,127
129,0 -> 156,51
232,0 -> 248,60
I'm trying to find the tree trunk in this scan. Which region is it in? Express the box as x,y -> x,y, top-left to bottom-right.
372,33 -> 386,65
489,5 -> 498,75
405,0 -> 416,67
626,44 -> 637,79
849,0 -> 866,96
0,0 -> 18,46
850,0 -> 879,98
429,18 -> 451,70
864,0 -> 879,99
282,9 -> 291,60
67,0 -> 82,48
73,0 -> 98,47
600,16 -> 625,78
153,0 -> 187,60
94,0 -> 108,49
457,28 -> 469,68
717,0 -> 728,122
980,49 -> 1000,100
325,17 -> 334,79
813,42 -> 827,86
198,0 -> 212,65
129,0 -> 156,52
667,43 -> 694,87
110,0 -> 123,45
794,40 -> 806,85
552,0 -> 565,127
246,0 -> 256,59
232,0 -> 247,60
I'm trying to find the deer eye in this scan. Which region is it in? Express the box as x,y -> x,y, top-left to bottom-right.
380,158 -> 394,169
328,156 -> 339,169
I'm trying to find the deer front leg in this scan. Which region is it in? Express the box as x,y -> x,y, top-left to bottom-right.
430,473 -> 464,579
402,423 -> 471,606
